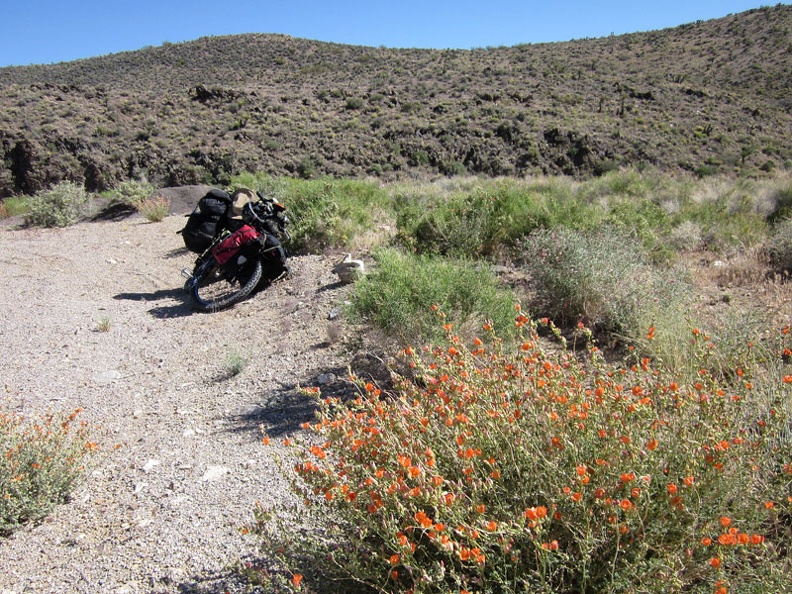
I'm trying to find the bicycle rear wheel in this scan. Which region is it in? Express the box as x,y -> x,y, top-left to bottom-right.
189,257 -> 263,312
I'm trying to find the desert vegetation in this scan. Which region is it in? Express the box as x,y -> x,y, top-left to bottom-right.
229,169 -> 789,594
4,167 -> 791,592
5,167 -> 790,593
1,407 -> 101,536
0,6 -> 791,197
1,4 -> 791,592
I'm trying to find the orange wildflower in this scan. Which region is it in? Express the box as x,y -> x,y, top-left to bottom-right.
292,574 -> 303,587
415,511 -> 433,528
718,533 -> 736,546
541,540 -> 559,551
709,557 -> 721,568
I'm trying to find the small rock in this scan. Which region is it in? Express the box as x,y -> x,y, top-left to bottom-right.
142,460 -> 160,473
94,370 -> 122,384
200,465 -> 229,482
318,373 -> 337,385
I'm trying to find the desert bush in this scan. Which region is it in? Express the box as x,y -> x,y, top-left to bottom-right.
394,178 -> 597,258
0,196 -> 31,219
223,349 -> 248,377
229,173 -> 393,253
25,181 -> 91,228
763,176 -> 792,224
349,248 -> 516,344
682,177 -> 772,252
767,217 -> 792,272
114,179 -> 155,209
255,316 -> 791,593
667,220 -> 704,251
136,194 -> 171,222
521,228 -> 690,338
1,406 -> 100,535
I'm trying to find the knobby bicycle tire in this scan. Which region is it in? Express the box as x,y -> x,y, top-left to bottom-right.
189,258 -> 263,312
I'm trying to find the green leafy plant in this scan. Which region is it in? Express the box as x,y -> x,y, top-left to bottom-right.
349,247 -> 516,344
25,181 -> 91,228
114,179 -> 155,209
1,406 -> 100,535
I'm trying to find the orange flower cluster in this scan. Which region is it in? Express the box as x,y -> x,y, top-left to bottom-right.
286,314 -> 788,593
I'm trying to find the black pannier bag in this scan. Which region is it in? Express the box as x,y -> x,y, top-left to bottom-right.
178,189 -> 231,253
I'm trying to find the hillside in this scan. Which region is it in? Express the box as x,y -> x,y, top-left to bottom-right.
0,5 -> 791,196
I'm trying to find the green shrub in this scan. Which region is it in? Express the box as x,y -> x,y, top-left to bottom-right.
394,178 -> 596,258
766,179 -> 792,223
349,248 -> 516,345
229,173 -> 394,253
255,318 -> 791,593
114,179 -> 155,209
767,217 -> 792,272
25,181 -> 91,228
519,227 -> 693,363
682,178 -> 772,252
0,196 -> 31,219
1,406 -> 100,535
222,349 -> 248,377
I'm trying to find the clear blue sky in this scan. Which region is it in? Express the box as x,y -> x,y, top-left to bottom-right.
1,1 -> 784,67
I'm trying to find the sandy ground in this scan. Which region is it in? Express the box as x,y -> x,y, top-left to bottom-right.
0,209 -> 357,593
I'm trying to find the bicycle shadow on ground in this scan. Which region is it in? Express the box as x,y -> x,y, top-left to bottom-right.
113,288 -> 195,319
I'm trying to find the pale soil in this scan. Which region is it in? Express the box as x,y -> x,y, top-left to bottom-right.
0,209 -> 361,593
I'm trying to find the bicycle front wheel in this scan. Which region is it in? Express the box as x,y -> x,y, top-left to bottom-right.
189,257 -> 263,312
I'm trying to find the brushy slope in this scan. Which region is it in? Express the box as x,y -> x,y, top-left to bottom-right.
0,5 -> 790,195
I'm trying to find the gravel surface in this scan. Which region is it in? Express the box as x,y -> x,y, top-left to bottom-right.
0,208 -> 360,593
